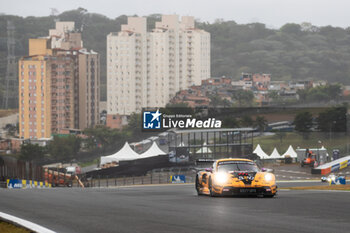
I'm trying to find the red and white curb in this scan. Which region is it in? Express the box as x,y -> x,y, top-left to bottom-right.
0,212 -> 55,233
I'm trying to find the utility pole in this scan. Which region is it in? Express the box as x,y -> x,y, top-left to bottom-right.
2,21 -> 18,109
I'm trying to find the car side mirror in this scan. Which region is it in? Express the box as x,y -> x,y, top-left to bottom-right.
262,168 -> 274,173
205,168 -> 213,173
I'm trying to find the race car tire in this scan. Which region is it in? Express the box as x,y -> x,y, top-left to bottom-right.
208,178 -> 217,197
195,176 -> 201,195
264,194 -> 275,198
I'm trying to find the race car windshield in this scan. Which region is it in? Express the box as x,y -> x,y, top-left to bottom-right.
217,163 -> 259,172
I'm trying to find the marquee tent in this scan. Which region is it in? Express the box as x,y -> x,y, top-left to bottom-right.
100,142 -> 141,165
282,145 -> 297,158
140,142 -> 167,158
253,144 -> 269,159
178,142 -> 186,147
196,142 -> 212,154
269,148 -> 282,159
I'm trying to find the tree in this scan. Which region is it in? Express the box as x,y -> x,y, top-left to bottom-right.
20,143 -> 46,161
294,111 -> 313,139
294,111 -> 313,132
268,91 -> 280,102
232,90 -> 254,107
4,124 -> 17,137
83,125 -> 126,148
316,106 -> 347,133
240,115 -> 254,127
124,113 -> 142,138
325,84 -> 342,101
280,23 -> 302,35
300,22 -> 319,33
222,117 -> 240,128
254,116 -> 268,132
48,135 -> 81,161
163,102 -> 194,116
209,95 -> 224,107
84,126 -> 108,147
296,89 -> 307,101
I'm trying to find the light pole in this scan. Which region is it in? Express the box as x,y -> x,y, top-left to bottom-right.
318,140 -> 322,163
330,121 -> 336,141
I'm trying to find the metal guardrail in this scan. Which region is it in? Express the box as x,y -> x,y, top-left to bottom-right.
80,172 -> 196,188
0,181 -> 6,188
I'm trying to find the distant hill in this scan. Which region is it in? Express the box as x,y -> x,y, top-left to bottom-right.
0,8 -> 349,104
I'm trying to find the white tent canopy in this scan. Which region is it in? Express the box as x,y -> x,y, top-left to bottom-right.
282,145 -> 297,158
269,148 -> 282,159
196,142 -> 212,154
253,144 -> 269,159
178,142 -> 185,147
100,142 -> 141,165
140,142 -> 166,158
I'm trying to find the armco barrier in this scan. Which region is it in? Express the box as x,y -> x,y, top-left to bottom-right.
6,179 -> 51,189
312,155 -> 350,175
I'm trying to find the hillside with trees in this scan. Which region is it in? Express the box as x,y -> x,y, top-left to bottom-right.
0,8 -> 350,104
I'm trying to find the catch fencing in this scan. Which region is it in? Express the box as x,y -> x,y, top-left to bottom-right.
0,160 -> 44,188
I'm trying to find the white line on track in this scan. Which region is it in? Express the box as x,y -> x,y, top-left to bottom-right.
280,189 -> 350,193
277,180 -> 320,183
0,212 -> 56,233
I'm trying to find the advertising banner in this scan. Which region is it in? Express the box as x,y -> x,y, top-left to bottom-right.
170,175 -> 186,183
7,179 -> 23,189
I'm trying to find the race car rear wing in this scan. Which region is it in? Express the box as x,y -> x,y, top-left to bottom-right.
196,158 -> 216,165
192,159 -> 216,172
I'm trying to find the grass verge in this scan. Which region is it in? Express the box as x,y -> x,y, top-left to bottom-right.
0,220 -> 30,233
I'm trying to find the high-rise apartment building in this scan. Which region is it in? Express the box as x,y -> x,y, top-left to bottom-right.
19,22 -> 100,139
107,15 -> 210,116
78,51 -> 100,129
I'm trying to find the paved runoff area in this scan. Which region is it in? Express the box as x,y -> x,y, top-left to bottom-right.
0,182 -> 349,233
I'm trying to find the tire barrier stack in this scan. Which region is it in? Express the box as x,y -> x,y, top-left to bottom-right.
311,155 -> 350,175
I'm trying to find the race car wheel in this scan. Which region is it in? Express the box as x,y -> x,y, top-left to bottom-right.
208,178 -> 217,197
195,176 -> 201,195
264,194 -> 275,198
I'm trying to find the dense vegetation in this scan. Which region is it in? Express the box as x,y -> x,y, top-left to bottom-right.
1,8 -> 350,105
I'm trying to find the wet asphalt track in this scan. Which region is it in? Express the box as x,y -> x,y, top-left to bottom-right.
0,182 -> 349,233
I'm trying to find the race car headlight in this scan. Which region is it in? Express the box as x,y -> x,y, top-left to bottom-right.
215,172 -> 229,184
264,173 -> 274,182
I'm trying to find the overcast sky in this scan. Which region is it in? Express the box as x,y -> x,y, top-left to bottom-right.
1,0 -> 349,28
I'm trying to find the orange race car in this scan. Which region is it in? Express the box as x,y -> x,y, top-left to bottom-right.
195,158 -> 277,197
